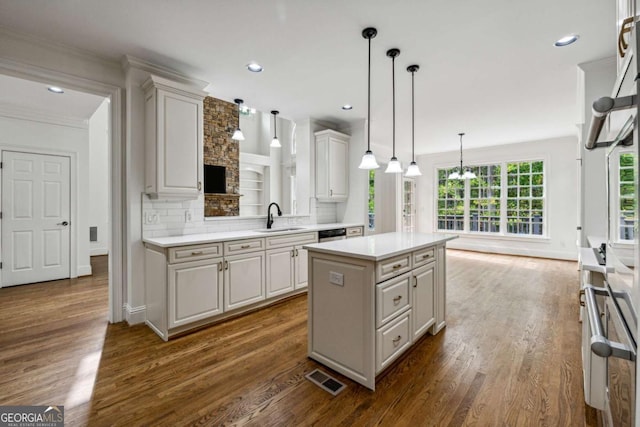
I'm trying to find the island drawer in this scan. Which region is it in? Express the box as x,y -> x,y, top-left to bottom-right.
265,232 -> 317,249
376,272 -> 411,328
224,238 -> 265,255
376,253 -> 412,283
168,243 -> 223,264
376,309 -> 412,373
413,247 -> 435,268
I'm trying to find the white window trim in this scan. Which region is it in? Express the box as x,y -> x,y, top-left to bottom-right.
610,148 -> 635,243
434,158 -> 548,238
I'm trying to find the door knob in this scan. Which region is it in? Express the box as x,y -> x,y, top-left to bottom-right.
58,221 -> 69,226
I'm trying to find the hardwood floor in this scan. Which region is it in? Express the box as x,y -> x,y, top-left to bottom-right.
0,251 -> 600,426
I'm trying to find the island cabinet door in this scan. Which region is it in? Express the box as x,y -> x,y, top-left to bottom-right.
224,252 -> 266,311
294,245 -> 310,289
266,247 -> 295,298
168,257 -> 224,328
412,262 -> 435,340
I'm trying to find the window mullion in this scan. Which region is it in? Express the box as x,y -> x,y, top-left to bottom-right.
500,162 -> 507,235
464,178 -> 470,232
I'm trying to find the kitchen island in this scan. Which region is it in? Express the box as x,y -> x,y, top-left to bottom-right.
304,232 -> 457,390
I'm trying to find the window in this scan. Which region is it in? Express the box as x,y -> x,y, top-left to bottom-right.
403,178 -> 416,232
506,161 -> 544,236
437,168 -> 465,231
618,152 -> 636,241
368,169 -> 375,230
436,159 -> 545,237
469,165 -> 501,232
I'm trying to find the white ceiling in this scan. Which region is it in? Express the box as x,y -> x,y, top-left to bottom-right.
0,0 -> 616,157
0,74 -> 105,120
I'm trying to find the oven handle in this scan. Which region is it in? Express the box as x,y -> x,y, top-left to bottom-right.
584,285 -> 636,361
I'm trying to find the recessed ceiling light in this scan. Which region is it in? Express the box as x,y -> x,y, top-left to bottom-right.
247,62 -> 263,72
48,86 -> 64,94
554,34 -> 579,47
342,104 -> 353,110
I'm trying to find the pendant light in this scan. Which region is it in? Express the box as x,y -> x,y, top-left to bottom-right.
232,99 -> 245,141
405,64 -> 422,177
358,27 -> 380,170
385,48 -> 402,174
448,133 -> 476,179
270,110 -> 281,148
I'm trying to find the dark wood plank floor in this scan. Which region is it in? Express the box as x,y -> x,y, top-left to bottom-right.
0,251 -> 600,426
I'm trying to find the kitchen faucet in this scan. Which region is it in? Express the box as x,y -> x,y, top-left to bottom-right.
266,202 -> 282,229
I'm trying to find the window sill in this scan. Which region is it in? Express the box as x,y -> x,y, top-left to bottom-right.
436,230 -> 550,243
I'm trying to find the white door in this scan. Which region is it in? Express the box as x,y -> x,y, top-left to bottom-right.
2,151 -> 71,287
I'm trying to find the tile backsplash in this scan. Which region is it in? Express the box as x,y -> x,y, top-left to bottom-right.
142,194 -> 340,238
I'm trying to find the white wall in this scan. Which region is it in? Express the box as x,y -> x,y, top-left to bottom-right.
0,114 -> 92,275
417,136 -> 579,260
88,99 -> 110,255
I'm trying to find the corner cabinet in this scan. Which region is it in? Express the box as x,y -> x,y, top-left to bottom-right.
143,75 -> 206,199
315,129 -> 349,202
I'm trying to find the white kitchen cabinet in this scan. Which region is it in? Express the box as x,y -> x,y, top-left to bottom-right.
266,247 -> 295,298
143,75 -> 206,199
223,250 -> 265,311
168,257 -> 223,328
315,129 -> 349,202
265,232 -> 317,295
412,262 -> 435,340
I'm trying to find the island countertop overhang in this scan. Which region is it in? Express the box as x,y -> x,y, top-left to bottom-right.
303,232 -> 458,262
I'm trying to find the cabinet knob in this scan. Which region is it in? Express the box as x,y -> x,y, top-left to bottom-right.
393,295 -> 402,304
392,335 -> 402,345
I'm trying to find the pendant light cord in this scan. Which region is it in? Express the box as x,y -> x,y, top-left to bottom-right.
392,55 -> 396,157
411,70 -> 415,162
367,35 -> 372,152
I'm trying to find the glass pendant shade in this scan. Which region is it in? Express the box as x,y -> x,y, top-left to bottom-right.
463,168 -> 476,179
359,150 -> 380,169
232,128 -> 245,141
270,137 -> 281,148
405,161 -> 422,177
385,157 -> 403,173
448,170 -> 461,180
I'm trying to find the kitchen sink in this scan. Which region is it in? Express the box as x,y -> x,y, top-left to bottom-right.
254,227 -> 307,233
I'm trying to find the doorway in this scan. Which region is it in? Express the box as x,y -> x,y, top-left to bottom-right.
1,151 -> 71,286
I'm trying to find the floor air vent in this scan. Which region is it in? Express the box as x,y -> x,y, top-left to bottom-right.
305,369 -> 346,396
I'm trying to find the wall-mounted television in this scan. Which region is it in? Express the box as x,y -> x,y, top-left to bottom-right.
204,165 -> 226,194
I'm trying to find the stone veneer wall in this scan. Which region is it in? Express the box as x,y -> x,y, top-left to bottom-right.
203,96 -> 240,216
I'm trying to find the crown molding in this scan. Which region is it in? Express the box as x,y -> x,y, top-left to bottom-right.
122,55 -> 209,90
0,102 -> 89,129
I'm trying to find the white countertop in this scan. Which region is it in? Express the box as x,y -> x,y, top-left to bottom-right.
142,223 -> 364,248
303,232 -> 458,261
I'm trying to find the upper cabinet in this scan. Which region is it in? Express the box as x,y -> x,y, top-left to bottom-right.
315,129 -> 349,202
144,75 -> 207,199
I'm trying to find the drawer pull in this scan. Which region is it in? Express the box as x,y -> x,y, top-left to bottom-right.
392,263 -> 403,269
224,260 -> 229,270
422,254 -> 431,259
241,244 -> 251,249
218,262 -> 223,272
413,277 -> 418,288
291,250 -> 295,257
393,295 -> 402,304
191,251 -> 204,255
295,248 -> 299,256
392,335 -> 402,345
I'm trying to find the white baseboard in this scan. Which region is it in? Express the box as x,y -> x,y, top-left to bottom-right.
90,248 -> 109,256
77,264 -> 93,276
124,304 -> 146,325
447,241 -> 577,261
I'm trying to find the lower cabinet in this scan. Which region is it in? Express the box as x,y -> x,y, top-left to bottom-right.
144,230 -> 320,341
168,257 -> 223,328
412,262 -> 435,340
224,251 -> 266,311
